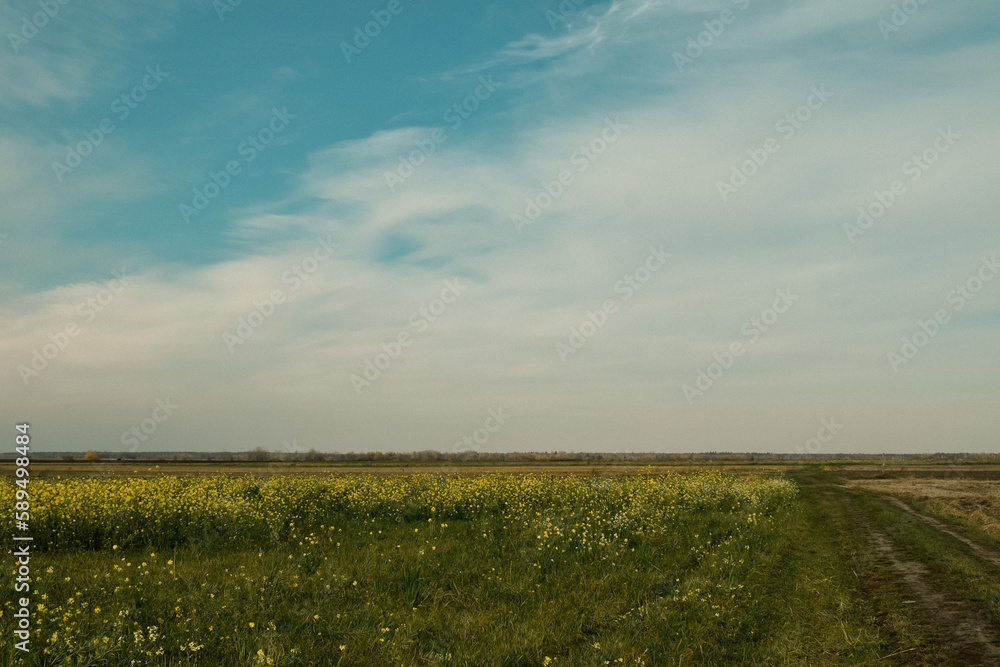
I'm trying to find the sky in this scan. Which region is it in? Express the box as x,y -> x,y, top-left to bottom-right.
2,0 -> 998,455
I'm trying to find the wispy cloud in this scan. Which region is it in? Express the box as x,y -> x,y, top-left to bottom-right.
3,0 -> 999,453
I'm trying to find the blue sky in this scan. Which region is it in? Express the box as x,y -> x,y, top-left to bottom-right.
3,0 -> 999,454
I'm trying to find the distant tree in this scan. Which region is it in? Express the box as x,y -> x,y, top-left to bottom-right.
246,447 -> 271,462
84,450 -> 101,462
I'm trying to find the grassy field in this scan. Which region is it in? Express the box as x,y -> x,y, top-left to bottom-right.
3,464 -> 1000,665
15,460 -> 794,478
849,478 -> 1000,546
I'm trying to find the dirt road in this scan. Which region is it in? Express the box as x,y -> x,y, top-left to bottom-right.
836,484 -> 1000,665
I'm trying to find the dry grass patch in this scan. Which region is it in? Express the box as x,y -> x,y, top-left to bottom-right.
847,479 -> 1000,540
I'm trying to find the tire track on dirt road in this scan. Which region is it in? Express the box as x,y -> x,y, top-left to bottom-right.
838,492 -> 1000,665
881,495 -> 1000,569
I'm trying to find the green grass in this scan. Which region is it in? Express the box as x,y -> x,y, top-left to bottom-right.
0,470 -> 969,666
896,495 -> 1000,552
845,485 -> 1000,626
756,470 -> 938,666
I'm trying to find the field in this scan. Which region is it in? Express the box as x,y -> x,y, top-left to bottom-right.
847,478 -> 1000,543
16,460 -> 793,478
4,462 -> 1000,665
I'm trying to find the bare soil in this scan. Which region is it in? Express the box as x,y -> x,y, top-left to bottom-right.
836,492 -> 1000,666
839,477 -> 1000,665
863,523 -> 1000,665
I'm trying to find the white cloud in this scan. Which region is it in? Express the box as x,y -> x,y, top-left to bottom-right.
3,0 -> 999,453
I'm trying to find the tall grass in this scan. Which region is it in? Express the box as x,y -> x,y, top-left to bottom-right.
0,472 -> 854,666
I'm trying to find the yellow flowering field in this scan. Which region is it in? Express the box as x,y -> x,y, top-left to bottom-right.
3,472 -> 799,666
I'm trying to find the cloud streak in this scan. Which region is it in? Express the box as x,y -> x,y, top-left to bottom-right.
3,0 -> 999,454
